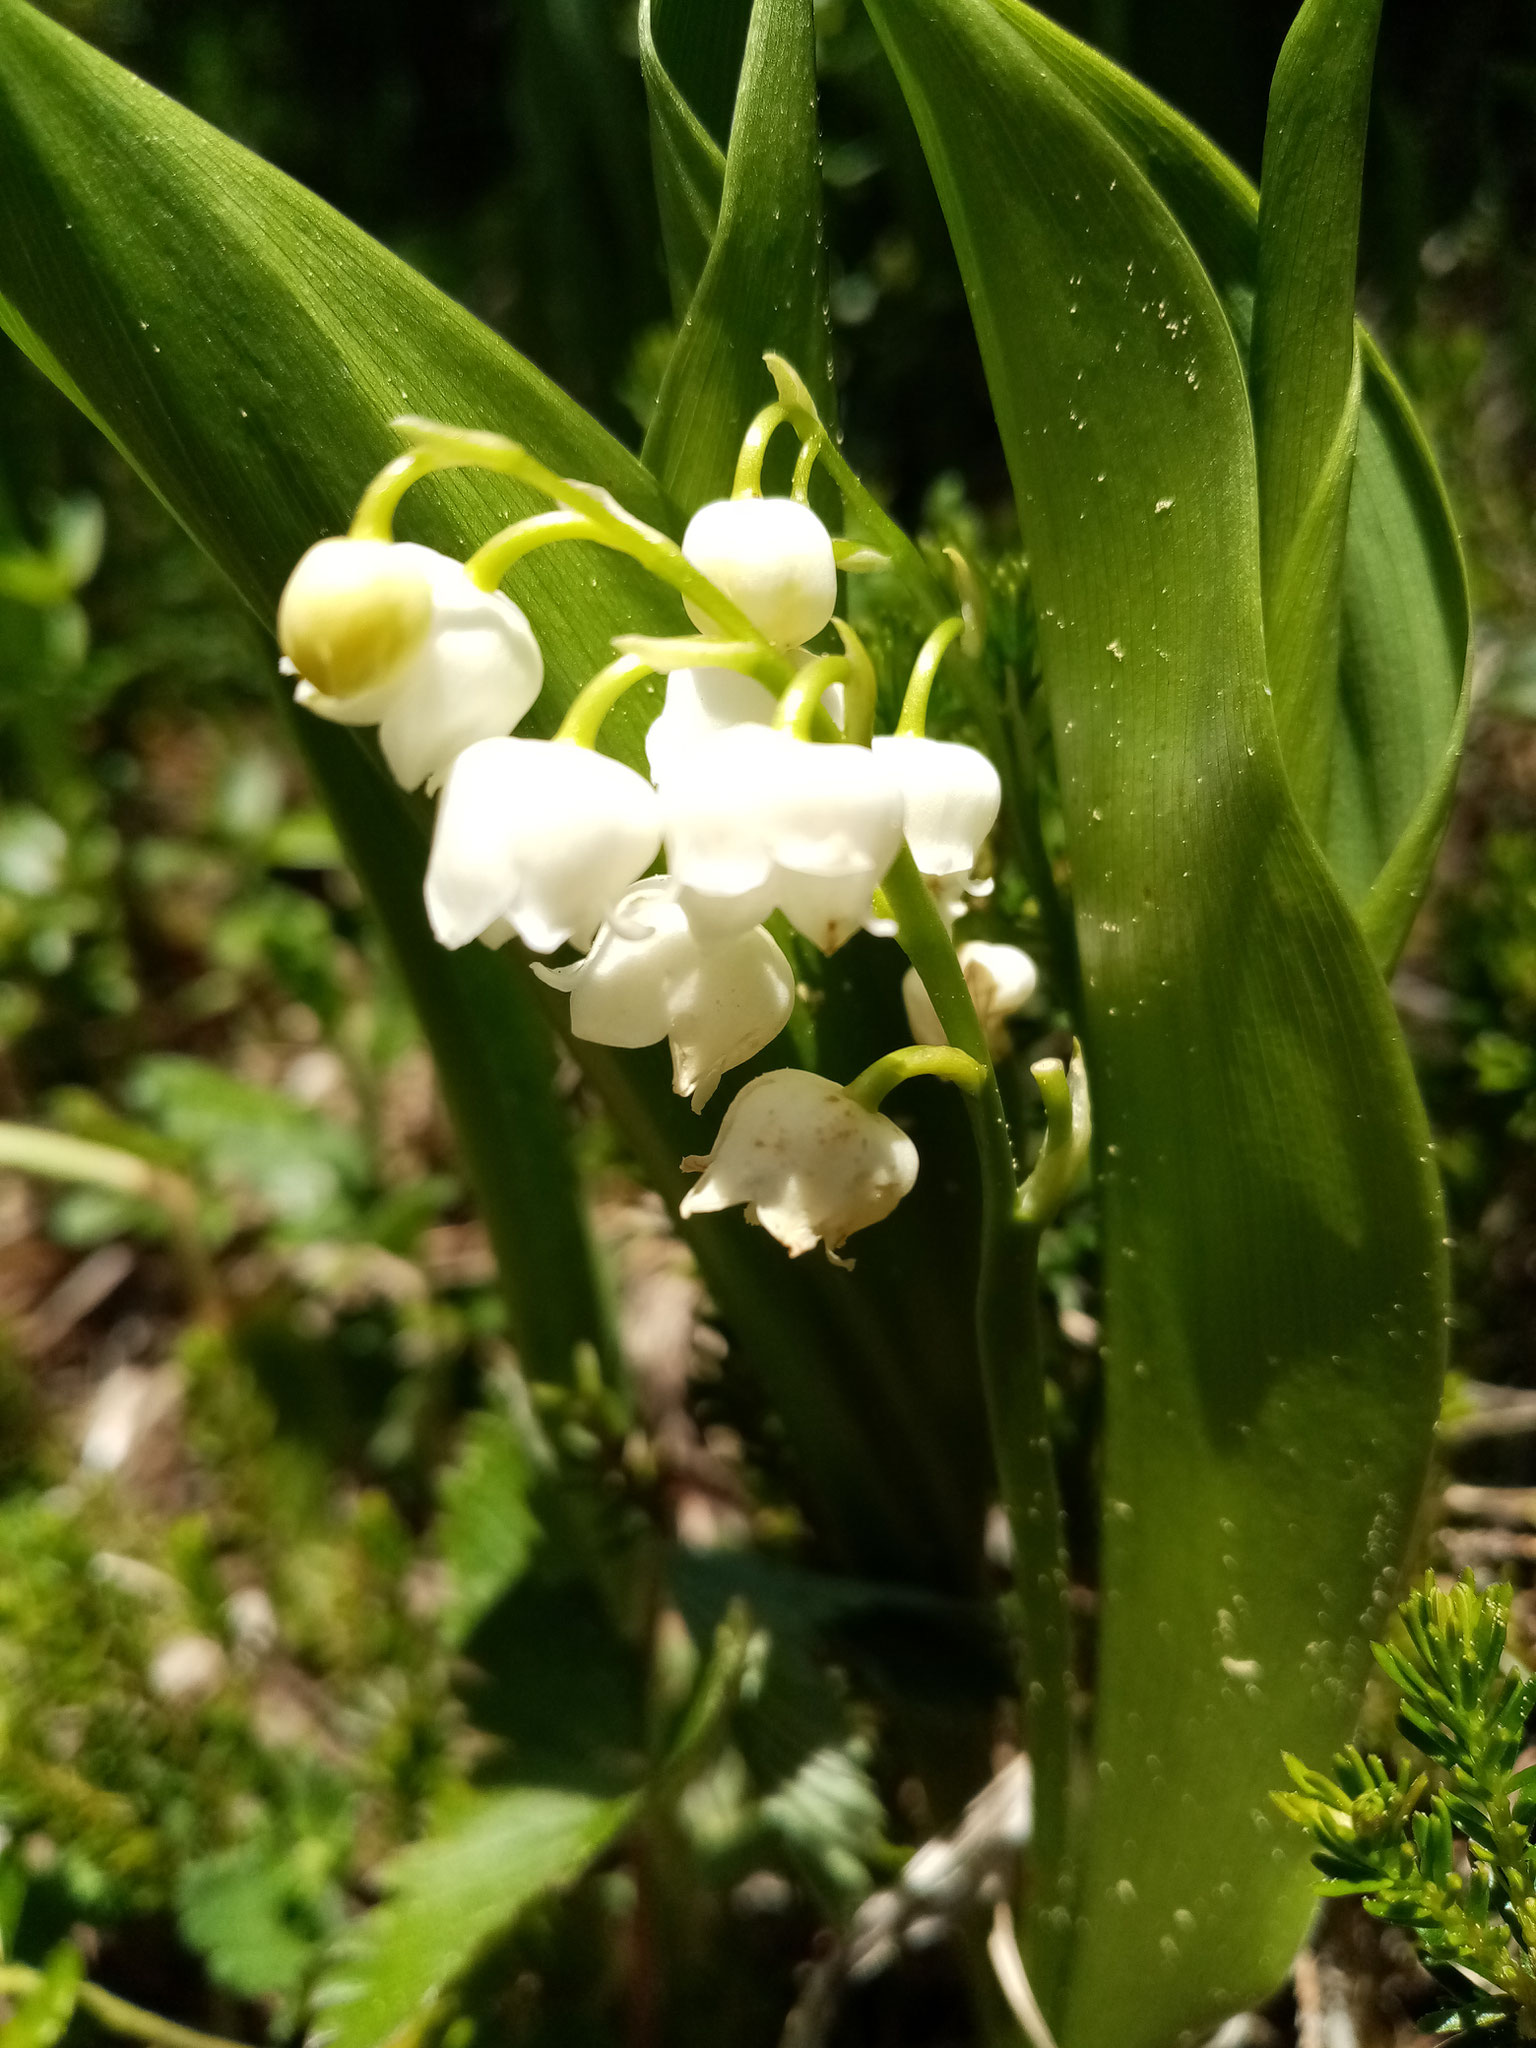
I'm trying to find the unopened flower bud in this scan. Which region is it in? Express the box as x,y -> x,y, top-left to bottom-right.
903,942 -> 1037,1055
659,724 -> 904,955
681,498 -> 838,647
535,882 -> 795,1110
425,737 -> 660,954
872,734 -> 1001,878
680,1069 -> 918,1265
279,539 -> 542,790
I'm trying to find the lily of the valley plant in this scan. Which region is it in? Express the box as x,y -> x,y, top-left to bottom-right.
0,0 -> 1467,2042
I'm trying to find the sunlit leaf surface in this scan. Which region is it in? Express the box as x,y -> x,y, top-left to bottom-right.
864,1 -> 1448,2038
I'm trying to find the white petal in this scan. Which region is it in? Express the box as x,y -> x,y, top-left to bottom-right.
765,734 -> 905,881
873,735 -> 1002,877
292,671 -> 408,727
681,497 -> 838,647
284,542 -> 543,786
962,941 -> 1037,1017
661,725 -> 903,955
371,552 -> 542,789
666,925 -> 795,1109
658,723 -> 787,902
425,738 -> 660,953
772,865 -> 886,957
901,942 -> 1038,1056
680,1069 -> 917,1259
551,884 -> 689,1049
643,667 -> 778,783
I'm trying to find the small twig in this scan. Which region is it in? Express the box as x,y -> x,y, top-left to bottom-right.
0,1966 -> 248,2048
986,1901 -> 1059,2048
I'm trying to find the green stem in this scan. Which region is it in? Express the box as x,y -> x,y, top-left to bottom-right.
465,508 -> 599,590
845,1043 -> 985,1112
880,848 -> 1074,1999
348,449 -> 438,542
1016,1052 -> 1089,1229
556,654 -> 656,748
777,654 -> 851,739
0,1968 -> 248,2048
732,403 -> 790,498
765,354 -> 950,607
831,619 -> 879,748
611,634 -> 794,692
898,616 -> 966,735
943,545 -> 988,659
368,417 -> 772,650
791,435 -> 819,503
762,356 -> 1081,1021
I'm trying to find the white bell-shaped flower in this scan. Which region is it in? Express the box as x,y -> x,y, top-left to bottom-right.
872,734 -> 1001,878
279,538 -> 542,791
643,667 -> 778,784
903,941 -> 1038,1056
534,882 -> 794,1110
658,724 -> 905,954
681,498 -> 838,647
425,737 -> 661,954
680,1069 -> 918,1264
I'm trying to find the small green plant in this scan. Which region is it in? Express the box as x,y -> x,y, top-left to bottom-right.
1279,1573 -> 1536,2041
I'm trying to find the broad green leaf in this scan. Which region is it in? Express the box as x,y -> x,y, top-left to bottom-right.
177,1840 -> 333,2000
436,1408 -> 540,1650
642,0 -> 836,510
864,4 -> 1447,2044
311,1788 -> 633,2048
0,1 -> 994,1594
1250,0 -> 1381,832
990,6 -> 1468,963
637,0 -> 739,315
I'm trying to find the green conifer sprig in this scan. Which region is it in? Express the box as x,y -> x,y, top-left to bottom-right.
1277,1574 -> 1536,2040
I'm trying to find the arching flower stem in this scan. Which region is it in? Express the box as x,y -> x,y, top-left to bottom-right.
765,353 -> 949,609
843,1043 -> 985,1114
612,635 -> 791,685
763,354 -> 1082,1019
897,614 -> 967,737
831,619 -> 879,746
731,402 -> 792,498
350,417 -> 770,651
556,654 -> 657,749
881,842 -> 1076,1987
775,654 -> 852,740
792,434 -> 820,504
464,509 -> 601,590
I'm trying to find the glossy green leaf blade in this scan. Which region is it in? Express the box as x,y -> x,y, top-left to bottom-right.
312,1787 -> 635,2048
993,8 -> 1468,958
637,0 -> 739,315
0,1 -> 994,1592
1252,0 -> 1380,577
642,0 -> 836,511
1250,0 -> 1381,832
863,4 -> 1447,2043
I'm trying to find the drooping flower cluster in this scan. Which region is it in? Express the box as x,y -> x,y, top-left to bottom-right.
275,387 -> 1067,1261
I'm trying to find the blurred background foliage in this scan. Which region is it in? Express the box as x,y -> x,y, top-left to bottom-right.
0,0 -> 1533,2042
